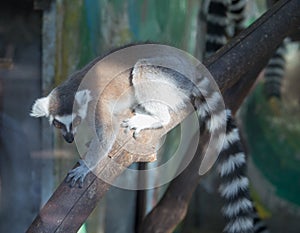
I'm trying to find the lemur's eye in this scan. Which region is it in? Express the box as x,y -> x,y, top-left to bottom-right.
72,116 -> 82,127
53,119 -> 63,129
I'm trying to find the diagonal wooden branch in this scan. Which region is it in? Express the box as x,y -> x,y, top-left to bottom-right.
26,0 -> 300,232
140,0 -> 300,232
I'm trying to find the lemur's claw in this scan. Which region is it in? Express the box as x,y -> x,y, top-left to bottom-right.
65,160 -> 90,188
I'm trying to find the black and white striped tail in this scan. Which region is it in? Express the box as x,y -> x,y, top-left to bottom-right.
264,42 -> 287,99
217,110 -> 254,233
204,0 -> 248,58
202,2 -> 269,232
195,61 -> 269,233
205,0 -> 231,58
228,0 -> 248,35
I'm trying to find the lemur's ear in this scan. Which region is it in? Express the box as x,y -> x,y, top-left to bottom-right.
75,89 -> 92,106
30,96 -> 50,117
75,90 -> 92,119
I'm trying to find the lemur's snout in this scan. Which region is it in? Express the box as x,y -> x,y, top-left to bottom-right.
64,132 -> 74,143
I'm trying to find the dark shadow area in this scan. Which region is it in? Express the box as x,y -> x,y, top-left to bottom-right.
0,1 -> 42,232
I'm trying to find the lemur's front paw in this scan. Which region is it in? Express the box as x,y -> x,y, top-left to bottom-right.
121,113 -> 162,139
65,160 -> 91,188
121,117 -> 143,139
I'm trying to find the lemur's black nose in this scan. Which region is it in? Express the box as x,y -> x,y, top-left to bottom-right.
64,133 -> 74,143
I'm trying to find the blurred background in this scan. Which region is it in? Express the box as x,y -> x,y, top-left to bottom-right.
0,0 -> 299,232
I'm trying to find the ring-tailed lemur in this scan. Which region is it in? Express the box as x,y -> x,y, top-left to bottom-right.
31,44 -> 256,233
30,2 -> 263,233
31,48 -> 227,186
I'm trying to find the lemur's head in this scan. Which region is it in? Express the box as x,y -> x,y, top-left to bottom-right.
30,89 -> 92,143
